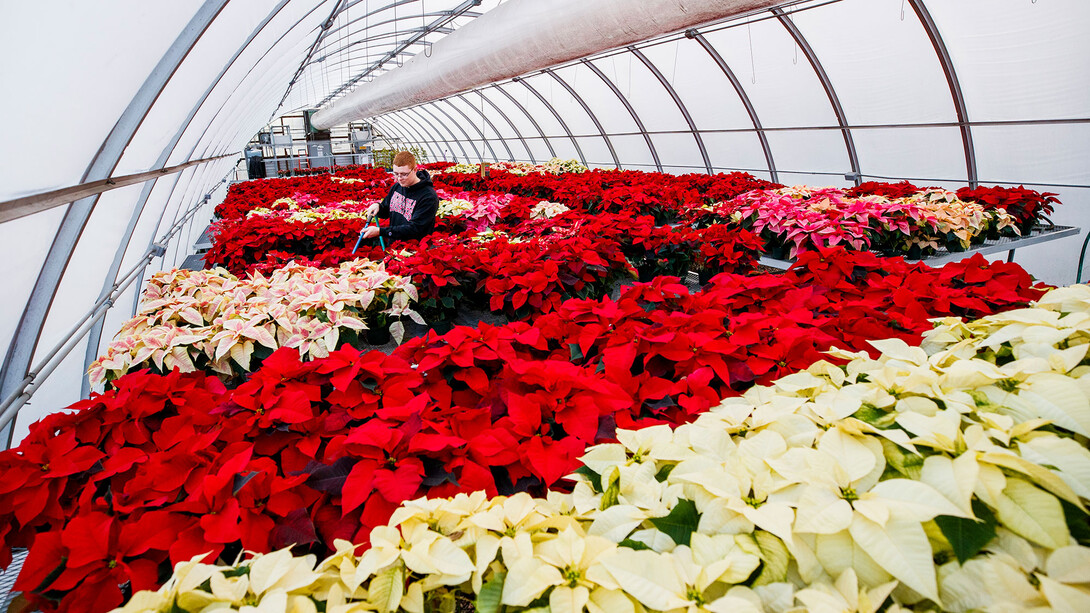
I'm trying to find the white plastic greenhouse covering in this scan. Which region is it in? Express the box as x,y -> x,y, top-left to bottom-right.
0,0 -> 1088,448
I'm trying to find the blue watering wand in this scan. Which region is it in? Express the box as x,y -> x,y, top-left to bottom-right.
352,215 -> 385,253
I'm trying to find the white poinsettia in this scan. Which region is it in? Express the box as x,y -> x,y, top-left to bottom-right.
90,259 -> 421,385
501,527 -> 618,610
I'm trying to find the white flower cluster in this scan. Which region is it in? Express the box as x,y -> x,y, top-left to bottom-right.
90,259 -> 422,385
530,200 -> 570,219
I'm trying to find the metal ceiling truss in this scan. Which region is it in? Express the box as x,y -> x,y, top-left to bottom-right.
451,93 -> 517,161
376,113 -> 430,154
310,25 -> 457,73
320,0 -> 477,44
373,113 -> 423,151
457,91 -> 534,163
417,104 -> 480,160
394,109 -> 454,158
512,77 -> 586,166
771,7 -> 861,185
441,97 -> 511,162
629,46 -> 713,174
404,106 -> 470,161
0,0 -> 230,447
373,116 -> 426,156
579,59 -> 663,173
687,29 -> 779,183
312,9 -> 474,67
278,0 -> 350,111
385,111 -> 448,158
489,84 -> 557,158
543,68 -> 621,169
317,0 -> 482,108
437,98 -> 498,161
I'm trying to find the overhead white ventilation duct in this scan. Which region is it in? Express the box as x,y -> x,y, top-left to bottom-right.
311,0 -> 786,129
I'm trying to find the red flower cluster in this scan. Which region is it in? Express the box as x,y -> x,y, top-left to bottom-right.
213,170 -> 392,219
847,180 -> 1058,229
956,185 -> 1060,230
433,168 -> 779,221
0,248 -> 1045,613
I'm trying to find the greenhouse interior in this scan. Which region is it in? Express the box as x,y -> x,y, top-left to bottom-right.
2,0 -> 1090,611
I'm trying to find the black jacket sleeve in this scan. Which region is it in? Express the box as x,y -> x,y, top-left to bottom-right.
377,186 -> 394,219
382,189 -> 438,241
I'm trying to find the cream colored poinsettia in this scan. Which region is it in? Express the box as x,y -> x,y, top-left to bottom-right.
89,259 -> 421,386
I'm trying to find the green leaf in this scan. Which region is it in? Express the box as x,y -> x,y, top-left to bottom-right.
1062,499 -> 1090,547
572,466 -> 602,493
654,463 -> 675,483
649,499 -> 701,547
935,499 -> 998,564
618,539 -> 652,551
370,564 -> 404,613
569,343 -> 584,363
476,572 -> 505,613
600,468 -> 621,510
752,531 -> 790,586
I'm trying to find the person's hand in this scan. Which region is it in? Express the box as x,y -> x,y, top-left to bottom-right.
365,202 -> 380,219
362,226 -> 381,239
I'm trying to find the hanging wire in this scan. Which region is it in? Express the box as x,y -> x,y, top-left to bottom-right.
345,5 -> 351,91
364,0 -> 371,81
670,39 -> 680,83
900,0 -> 907,21
422,0 -> 433,57
789,6 -> 799,64
747,17 -> 756,84
626,51 -> 632,97
337,9 -> 347,98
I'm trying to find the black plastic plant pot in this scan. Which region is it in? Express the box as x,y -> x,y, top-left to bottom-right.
365,325 -> 392,346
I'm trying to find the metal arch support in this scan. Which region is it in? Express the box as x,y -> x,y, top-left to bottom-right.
512,77 -> 586,167
453,91 -> 516,161
315,0 -> 482,109
0,0 -> 229,448
406,105 -> 471,162
771,8 -> 861,186
688,30 -> 779,183
277,0 -> 349,111
543,69 -> 620,169
490,84 -> 557,159
145,52 -> 305,250
473,88 -> 539,163
907,0 -> 977,187
394,107 -> 463,162
154,0 -> 338,206
82,0 -> 296,392
377,112 -> 436,158
580,59 -> 662,172
375,114 -> 430,155
446,96 -> 514,162
416,104 -> 480,161
433,99 -> 497,161
404,106 -> 471,162
382,112 -> 443,158
369,116 -> 413,150
629,46 -> 713,174
378,111 -> 432,152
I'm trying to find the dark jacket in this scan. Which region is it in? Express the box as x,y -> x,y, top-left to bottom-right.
377,169 -> 439,241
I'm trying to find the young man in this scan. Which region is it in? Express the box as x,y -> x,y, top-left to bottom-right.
362,151 -> 439,242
